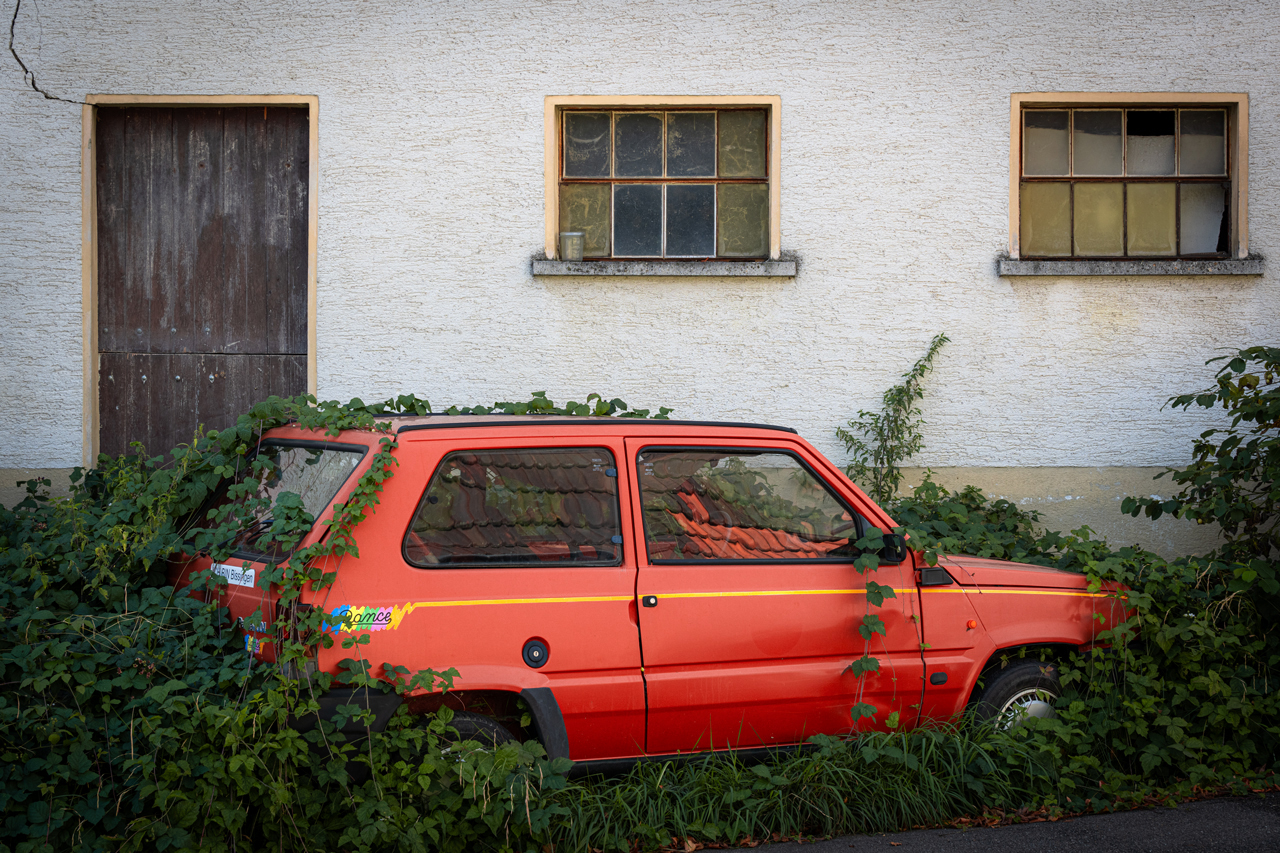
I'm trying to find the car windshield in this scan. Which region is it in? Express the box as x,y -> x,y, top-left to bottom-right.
204,442 -> 365,561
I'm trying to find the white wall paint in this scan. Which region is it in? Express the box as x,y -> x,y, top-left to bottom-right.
0,0 -> 1276,468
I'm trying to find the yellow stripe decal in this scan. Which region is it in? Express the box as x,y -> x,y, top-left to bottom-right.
920,587 -> 1113,599
417,595 -> 632,607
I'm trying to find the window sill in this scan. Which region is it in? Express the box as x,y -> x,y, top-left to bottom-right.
998,256 -> 1264,276
532,259 -> 797,277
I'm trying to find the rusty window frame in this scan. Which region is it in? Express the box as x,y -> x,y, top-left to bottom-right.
1018,104 -> 1235,260
558,108 -> 770,260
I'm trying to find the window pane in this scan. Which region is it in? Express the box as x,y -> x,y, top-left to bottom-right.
1127,111 -> 1176,176
615,113 -> 664,177
717,183 -> 769,257
405,448 -> 621,567
1023,110 -> 1069,176
1073,110 -> 1122,175
1020,182 -> 1071,256
665,184 -> 715,257
667,112 -> 716,177
1180,110 -> 1226,175
563,112 -> 611,178
637,450 -> 858,562
1126,182 -> 1176,255
1180,183 -> 1229,254
718,110 -> 767,177
1073,183 -> 1124,256
558,183 -> 611,257
613,184 -> 663,256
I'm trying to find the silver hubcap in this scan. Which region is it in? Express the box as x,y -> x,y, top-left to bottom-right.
998,687 -> 1057,727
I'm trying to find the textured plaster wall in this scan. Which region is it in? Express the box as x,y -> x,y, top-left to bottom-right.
0,1 -> 1276,548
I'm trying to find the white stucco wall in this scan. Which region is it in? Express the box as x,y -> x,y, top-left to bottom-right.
0,0 -> 1276,472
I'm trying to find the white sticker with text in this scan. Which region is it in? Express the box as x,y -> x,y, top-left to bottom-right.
211,563 -> 256,588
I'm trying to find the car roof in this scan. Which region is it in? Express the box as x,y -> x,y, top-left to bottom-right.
387,414 -> 799,435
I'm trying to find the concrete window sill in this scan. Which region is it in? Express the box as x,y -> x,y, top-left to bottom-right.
532,259 -> 797,277
998,256 -> 1264,276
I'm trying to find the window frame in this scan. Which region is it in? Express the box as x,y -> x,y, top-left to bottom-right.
544,96 -> 782,261
633,445 -> 868,566
1008,93 -> 1248,262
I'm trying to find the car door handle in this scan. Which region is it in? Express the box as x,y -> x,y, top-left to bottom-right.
641,595 -> 658,608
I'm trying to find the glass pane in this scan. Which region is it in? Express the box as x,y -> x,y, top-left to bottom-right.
1180,183 -> 1229,254
558,183 -> 611,257
615,113 -> 663,177
1127,183 -> 1176,255
717,183 -> 769,257
563,112 -> 611,178
1020,182 -> 1071,256
1073,183 -> 1124,256
718,110 -> 767,178
1180,110 -> 1226,175
665,184 -> 715,257
404,448 -> 622,567
667,112 -> 716,177
613,184 -> 662,256
636,450 -> 859,562
1127,111 -> 1176,176
1073,110 -> 1122,175
1023,110 -> 1069,176
205,443 -> 364,561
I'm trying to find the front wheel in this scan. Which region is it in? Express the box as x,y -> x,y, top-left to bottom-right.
446,710 -> 517,748
973,659 -> 1060,727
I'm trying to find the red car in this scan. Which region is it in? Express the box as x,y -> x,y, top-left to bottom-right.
171,416 -> 1124,769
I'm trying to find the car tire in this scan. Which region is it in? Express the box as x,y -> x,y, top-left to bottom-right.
446,710 -> 517,747
973,659 -> 1061,727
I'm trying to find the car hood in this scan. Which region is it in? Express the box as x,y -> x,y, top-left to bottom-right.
938,555 -> 1089,589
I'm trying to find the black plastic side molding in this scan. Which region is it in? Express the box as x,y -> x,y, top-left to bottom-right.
520,686 -> 572,762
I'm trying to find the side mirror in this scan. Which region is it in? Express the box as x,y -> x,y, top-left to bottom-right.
878,533 -> 909,565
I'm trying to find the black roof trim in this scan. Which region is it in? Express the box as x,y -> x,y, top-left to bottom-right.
395,416 -> 798,436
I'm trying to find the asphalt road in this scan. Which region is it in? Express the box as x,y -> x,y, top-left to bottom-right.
766,793 -> 1280,852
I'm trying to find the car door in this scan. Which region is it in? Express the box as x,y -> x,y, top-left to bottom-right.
626,438 -> 924,755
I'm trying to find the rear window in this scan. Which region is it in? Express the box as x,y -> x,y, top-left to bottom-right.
207,441 -> 366,561
403,447 -> 622,567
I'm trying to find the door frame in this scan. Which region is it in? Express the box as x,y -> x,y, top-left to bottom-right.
80,94 -> 319,466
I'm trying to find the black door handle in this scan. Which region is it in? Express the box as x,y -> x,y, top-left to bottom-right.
641,595 -> 658,608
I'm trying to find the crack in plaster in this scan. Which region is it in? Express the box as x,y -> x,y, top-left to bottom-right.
9,0 -> 84,105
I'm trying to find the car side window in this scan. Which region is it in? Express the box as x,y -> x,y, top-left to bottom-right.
403,447 -> 622,567
636,449 -> 864,562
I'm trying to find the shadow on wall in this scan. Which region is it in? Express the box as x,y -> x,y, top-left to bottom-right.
897,467 -> 1221,560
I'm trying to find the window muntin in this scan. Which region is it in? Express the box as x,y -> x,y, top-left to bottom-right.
1020,107 -> 1230,259
636,449 -> 867,563
205,441 -> 366,562
559,109 -> 770,259
404,448 -> 622,568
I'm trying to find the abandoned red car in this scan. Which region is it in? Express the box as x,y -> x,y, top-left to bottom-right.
171,416 -> 1124,769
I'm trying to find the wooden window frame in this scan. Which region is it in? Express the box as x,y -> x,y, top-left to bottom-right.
544,96 -> 782,261
80,94 -> 319,466
1008,93 -> 1248,261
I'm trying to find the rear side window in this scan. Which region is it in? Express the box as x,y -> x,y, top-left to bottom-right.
404,447 -> 622,567
207,441 -> 366,561
637,449 -> 861,562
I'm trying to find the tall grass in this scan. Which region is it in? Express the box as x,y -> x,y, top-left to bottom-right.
549,719 -> 1055,851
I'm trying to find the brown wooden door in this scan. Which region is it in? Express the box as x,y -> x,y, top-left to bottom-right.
96,106 -> 309,457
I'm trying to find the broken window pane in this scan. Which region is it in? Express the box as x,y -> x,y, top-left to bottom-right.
1126,183 -> 1176,255
615,113 -> 664,177
718,110 -> 767,178
1073,183 -> 1124,256
1180,183 -> 1229,254
717,183 -> 769,257
563,112 -> 611,178
667,112 -> 716,177
665,184 -> 715,256
1020,182 -> 1071,256
1023,111 -> 1069,176
558,183 -> 611,257
1127,111 -> 1176,176
1180,110 -> 1226,175
613,184 -> 662,256
1073,110 -> 1123,176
